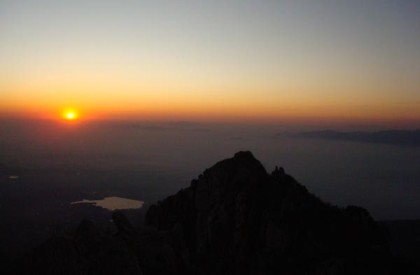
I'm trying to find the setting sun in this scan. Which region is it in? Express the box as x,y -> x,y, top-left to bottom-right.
62,109 -> 79,121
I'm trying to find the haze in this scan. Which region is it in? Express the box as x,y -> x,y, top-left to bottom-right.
1,119 -> 419,221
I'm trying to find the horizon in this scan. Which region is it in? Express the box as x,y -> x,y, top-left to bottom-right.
1,0 -> 419,125
1,116 -> 420,132
1,2 -> 420,271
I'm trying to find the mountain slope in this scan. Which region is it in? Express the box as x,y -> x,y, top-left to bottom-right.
145,151 -> 390,274
14,151 -> 416,274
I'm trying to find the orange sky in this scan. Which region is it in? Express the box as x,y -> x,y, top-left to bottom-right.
1,1 -> 419,126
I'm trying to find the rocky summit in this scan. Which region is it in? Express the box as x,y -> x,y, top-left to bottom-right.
144,151 -> 391,274
14,152 -> 417,274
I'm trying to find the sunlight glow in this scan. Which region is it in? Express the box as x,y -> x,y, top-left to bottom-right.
62,109 -> 79,121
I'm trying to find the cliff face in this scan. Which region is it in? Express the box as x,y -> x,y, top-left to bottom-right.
145,151 -> 389,274
15,151 -> 406,275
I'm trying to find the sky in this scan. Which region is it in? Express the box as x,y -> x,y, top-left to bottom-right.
0,0 -> 419,125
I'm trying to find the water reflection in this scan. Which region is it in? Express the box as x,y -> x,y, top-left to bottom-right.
72,196 -> 144,211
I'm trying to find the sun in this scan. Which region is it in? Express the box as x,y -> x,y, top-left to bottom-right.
62,109 -> 79,121
66,112 -> 76,120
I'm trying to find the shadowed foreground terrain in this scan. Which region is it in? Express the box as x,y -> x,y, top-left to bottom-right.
13,152 -> 419,274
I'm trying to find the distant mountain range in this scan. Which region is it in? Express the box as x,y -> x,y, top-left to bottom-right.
12,152 -> 420,274
294,129 -> 420,146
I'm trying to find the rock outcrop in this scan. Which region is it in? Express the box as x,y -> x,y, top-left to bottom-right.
145,151 -> 390,274
14,151 -> 415,274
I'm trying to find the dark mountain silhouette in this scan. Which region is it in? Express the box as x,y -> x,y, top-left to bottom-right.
13,152 -> 419,274
294,129 -> 420,147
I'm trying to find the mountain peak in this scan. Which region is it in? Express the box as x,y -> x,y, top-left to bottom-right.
145,151 -> 390,274
205,151 -> 267,181
18,151 -> 400,275
233,150 -> 255,160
